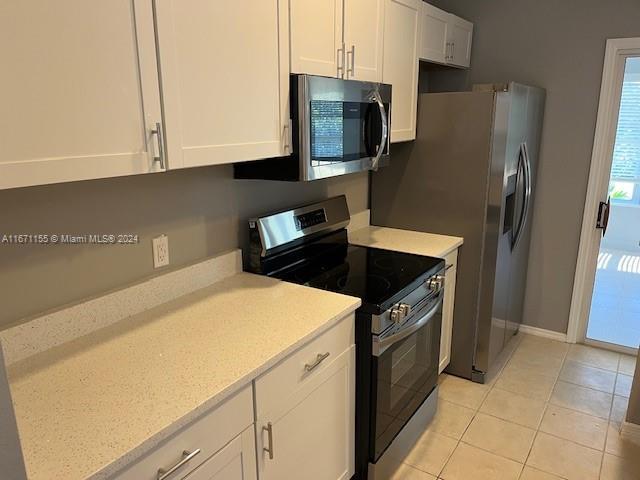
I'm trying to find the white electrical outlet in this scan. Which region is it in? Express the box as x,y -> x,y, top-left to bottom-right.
152,235 -> 170,268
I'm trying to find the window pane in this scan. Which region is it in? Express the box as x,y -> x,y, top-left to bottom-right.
610,57 -> 640,183
609,180 -> 635,201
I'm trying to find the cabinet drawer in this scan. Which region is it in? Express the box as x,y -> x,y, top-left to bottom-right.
255,314 -> 355,418
115,385 -> 253,480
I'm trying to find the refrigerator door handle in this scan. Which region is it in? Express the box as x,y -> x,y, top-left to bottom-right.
512,143 -> 532,249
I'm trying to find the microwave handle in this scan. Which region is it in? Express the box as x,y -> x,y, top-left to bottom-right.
371,90 -> 388,172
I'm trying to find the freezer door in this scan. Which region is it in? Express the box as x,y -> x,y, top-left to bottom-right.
473,89 -> 514,377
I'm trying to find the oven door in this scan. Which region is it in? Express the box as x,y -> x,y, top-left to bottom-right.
298,75 -> 391,181
370,291 -> 443,462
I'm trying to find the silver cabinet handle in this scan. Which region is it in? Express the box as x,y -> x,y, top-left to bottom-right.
451,42 -> 455,61
304,352 -> 330,372
445,42 -> 450,60
151,121 -> 166,170
263,422 -> 274,460
346,45 -> 355,77
283,119 -> 292,154
337,44 -> 345,78
157,449 -> 201,480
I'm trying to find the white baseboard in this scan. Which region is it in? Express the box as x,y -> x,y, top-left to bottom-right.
621,421 -> 640,443
518,324 -> 568,342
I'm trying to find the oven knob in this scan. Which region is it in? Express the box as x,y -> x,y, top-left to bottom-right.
390,308 -> 403,324
399,303 -> 411,317
428,275 -> 444,292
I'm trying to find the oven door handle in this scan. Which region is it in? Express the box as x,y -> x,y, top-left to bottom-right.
371,89 -> 388,172
373,295 -> 443,357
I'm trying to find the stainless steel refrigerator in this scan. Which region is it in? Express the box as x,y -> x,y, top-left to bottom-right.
371,82 -> 545,382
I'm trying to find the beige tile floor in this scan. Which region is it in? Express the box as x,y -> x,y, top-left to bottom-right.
391,334 -> 639,480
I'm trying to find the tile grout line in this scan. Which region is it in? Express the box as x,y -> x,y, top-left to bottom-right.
424,337 -> 634,479
598,354 -> 624,478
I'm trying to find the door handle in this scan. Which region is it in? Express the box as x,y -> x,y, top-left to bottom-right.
370,90 -> 388,172
304,352 -> 330,372
346,45 -> 355,77
597,197 -> 611,236
337,44 -> 345,78
372,295 -> 444,357
157,449 -> 201,480
263,422 -> 274,460
512,143 -> 532,249
151,122 -> 166,170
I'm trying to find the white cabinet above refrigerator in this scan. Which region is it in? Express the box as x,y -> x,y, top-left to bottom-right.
419,2 -> 473,68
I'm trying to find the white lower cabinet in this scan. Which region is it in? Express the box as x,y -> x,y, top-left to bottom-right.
255,315 -> 356,480
115,315 -> 356,480
115,386 -> 254,480
183,427 -> 256,480
256,346 -> 355,480
439,249 -> 459,374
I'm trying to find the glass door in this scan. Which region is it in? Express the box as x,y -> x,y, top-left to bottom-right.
586,56 -> 640,351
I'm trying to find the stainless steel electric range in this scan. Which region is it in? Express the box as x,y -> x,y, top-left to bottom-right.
247,195 -> 445,480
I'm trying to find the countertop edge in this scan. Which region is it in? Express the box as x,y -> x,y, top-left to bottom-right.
349,226 -> 464,259
89,296 -> 361,480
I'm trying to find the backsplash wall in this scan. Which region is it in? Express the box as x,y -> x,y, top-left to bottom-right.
0,165 -> 368,330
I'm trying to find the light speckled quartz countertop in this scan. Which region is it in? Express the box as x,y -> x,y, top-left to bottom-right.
7,273 -> 360,480
349,226 -> 463,258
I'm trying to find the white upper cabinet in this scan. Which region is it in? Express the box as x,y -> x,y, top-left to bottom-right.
419,2 -> 449,64
0,0 -> 163,190
419,2 -> 473,69
289,0 -> 344,78
382,0 -> 421,143
154,0 -> 289,169
447,15 -> 473,68
343,0 -> 385,81
289,0 -> 384,81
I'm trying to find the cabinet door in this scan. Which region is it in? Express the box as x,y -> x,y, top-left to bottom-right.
419,2 -> 449,64
290,0 -> 344,78
257,346 -> 355,480
439,250 -> 458,374
155,0 -> 288,169
343,0 -> 384,82
447,15 -> 473,68
184,427 -> 257,480
0,0 -> 163,190
382,0 -> 421,143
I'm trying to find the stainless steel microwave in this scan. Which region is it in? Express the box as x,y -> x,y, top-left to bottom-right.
235,74 -> 391,181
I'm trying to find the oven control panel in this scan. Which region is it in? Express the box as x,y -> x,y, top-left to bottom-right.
294,208 -> 327,231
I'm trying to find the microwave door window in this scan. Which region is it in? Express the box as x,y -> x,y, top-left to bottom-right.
310,101 -> 368,164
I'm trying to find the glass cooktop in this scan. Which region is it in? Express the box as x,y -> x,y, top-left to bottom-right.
274,243 -> 443,315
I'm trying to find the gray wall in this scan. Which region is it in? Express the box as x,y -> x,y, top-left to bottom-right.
0,166 -> 368,330
429,0 -> 640,333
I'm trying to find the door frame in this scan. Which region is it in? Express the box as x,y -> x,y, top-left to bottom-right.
567,38 -> 640,351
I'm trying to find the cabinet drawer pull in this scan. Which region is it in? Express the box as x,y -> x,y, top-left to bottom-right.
263,422 -> 274,460
157,449 -> 201,480
304,352 -> 330,372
